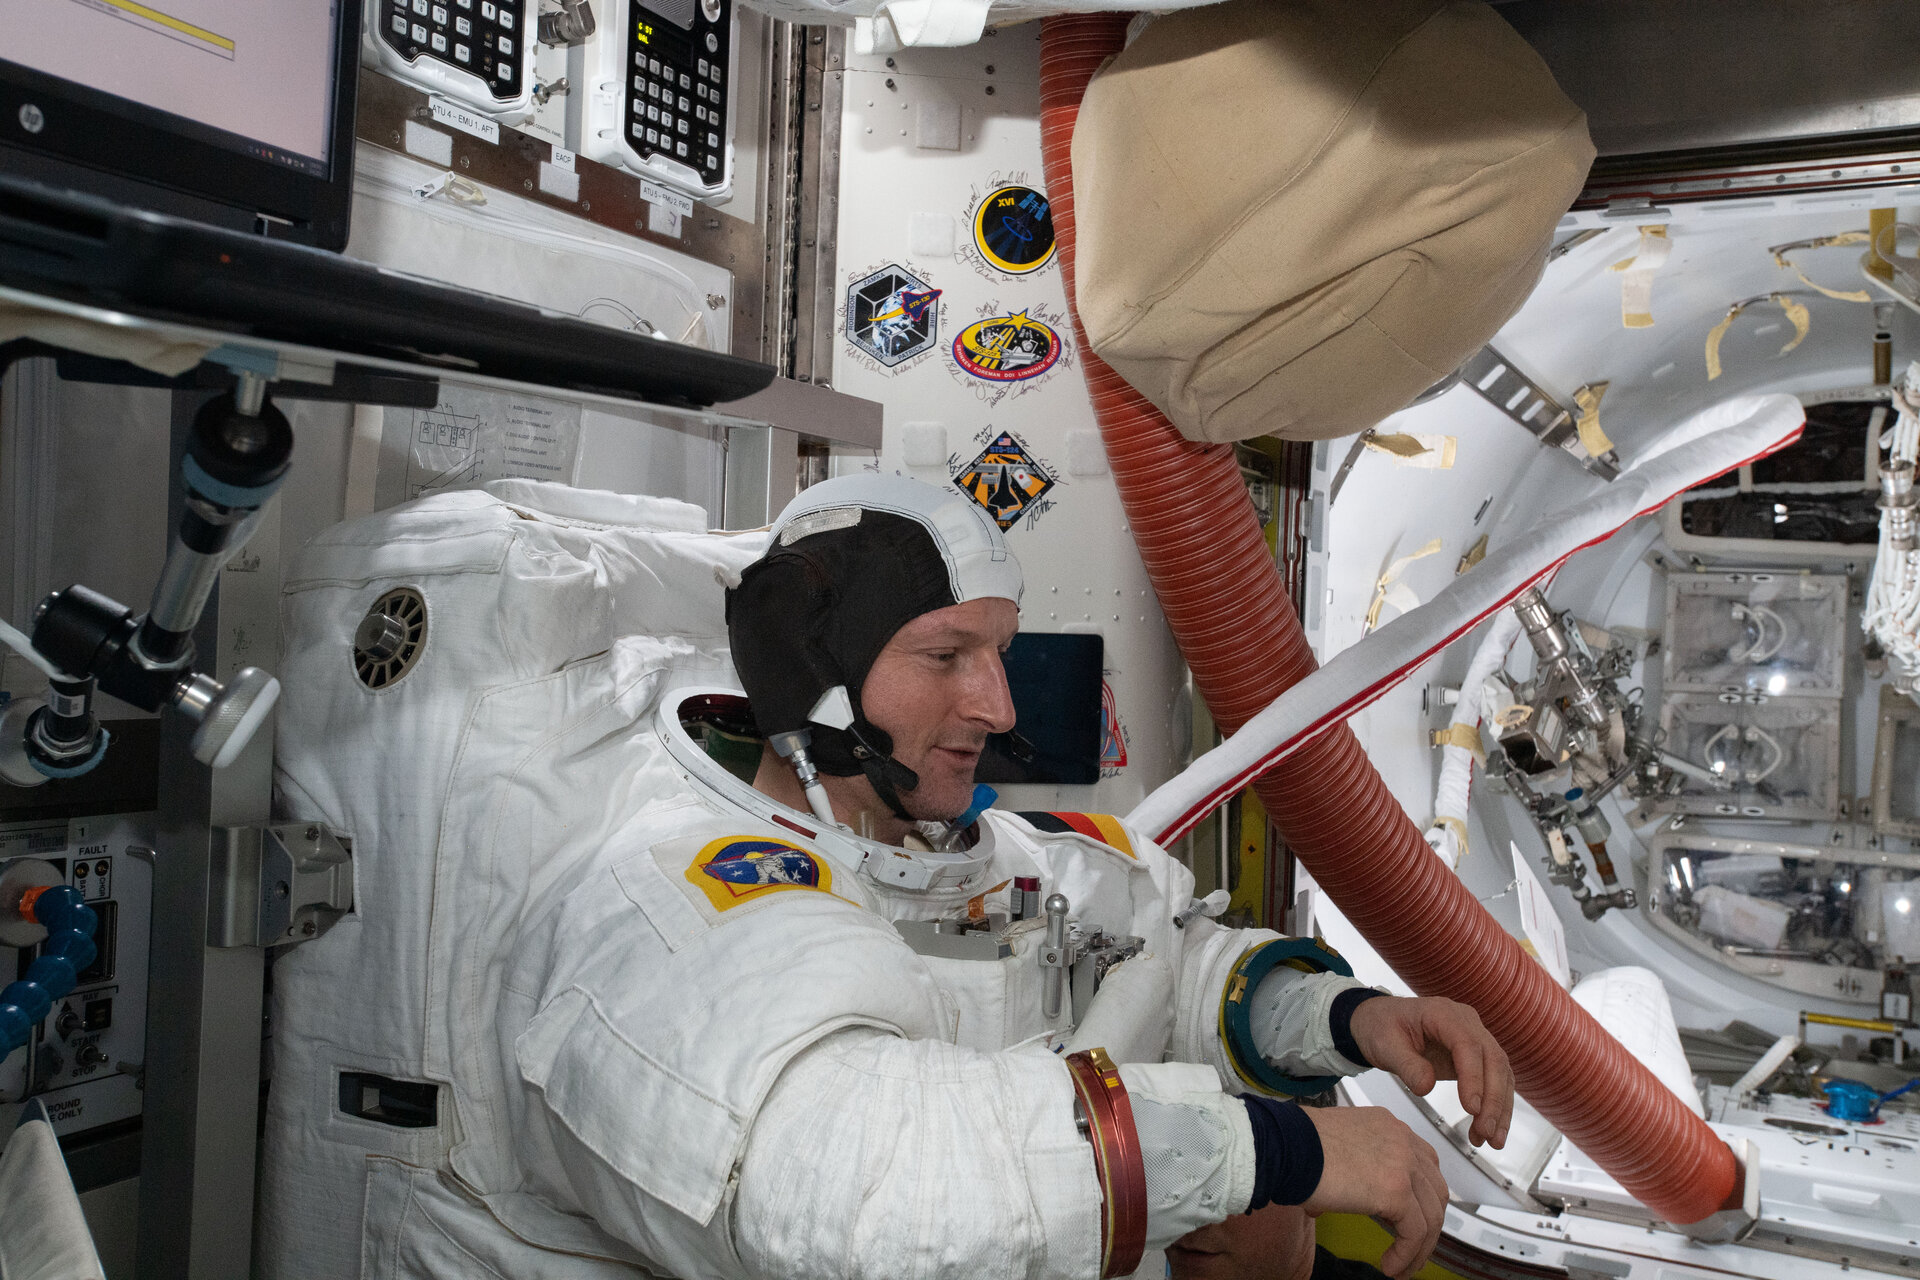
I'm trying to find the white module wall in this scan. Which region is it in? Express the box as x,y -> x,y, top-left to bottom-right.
829,24 -> 1186,815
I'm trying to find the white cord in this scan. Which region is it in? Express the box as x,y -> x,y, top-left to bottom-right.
1866,362 -> 1920,703
0,618 -> 63,680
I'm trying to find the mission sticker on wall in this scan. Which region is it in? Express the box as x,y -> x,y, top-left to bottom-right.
844,264 -> 943,369
972,184 -> 1056,276
953,430 -> 1057,530
1100,679 -> 1129,775
953,310 -> 1062,382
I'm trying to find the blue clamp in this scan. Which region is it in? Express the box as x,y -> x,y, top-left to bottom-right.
1220,937 -> 1354,1099
1823,1076 -> 1920,1124
0,885 -> 99,1061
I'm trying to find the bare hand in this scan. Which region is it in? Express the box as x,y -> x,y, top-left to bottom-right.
1301,1105 -> 1446,1279
1348,995 -> 1513,1149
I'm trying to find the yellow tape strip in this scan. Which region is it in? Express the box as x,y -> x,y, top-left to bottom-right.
1610,226 -> 1670,328
1776,294 -> 1811,356
1705,302 -> 1748,381
1364,432 -> 1431,459
1431,815 -> 1469,863
1771,231 -> 1872,302
1430,723 -> 1485,763
1870,208 -> 1898,282
1708,294 -> 1811,381
1456,533 -> 1488,576
1571,381 -> 1613,459
1363,539 -> 1443,634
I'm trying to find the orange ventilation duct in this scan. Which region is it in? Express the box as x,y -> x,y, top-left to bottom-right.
1038,11 -> 1738,1225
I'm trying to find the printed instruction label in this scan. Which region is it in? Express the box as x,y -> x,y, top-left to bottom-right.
429,96 -> 500,145
639,178 -> 695,220
1511,842 -> 1570,990
378,385 -> 582,508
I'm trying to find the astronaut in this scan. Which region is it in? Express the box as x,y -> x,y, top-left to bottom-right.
499,474 -> 1513,1280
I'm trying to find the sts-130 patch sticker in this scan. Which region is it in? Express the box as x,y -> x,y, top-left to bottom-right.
972,184 -> 1056,276
953,430 -> 1057,530
953,310 -> 1062,382
845,264 -> 943,368
685,836 -> 835,912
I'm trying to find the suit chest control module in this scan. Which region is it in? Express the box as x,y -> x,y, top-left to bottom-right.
578,0 -> 735,202
364,0 -> 535,122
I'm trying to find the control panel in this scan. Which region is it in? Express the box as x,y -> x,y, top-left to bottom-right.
577,0 -> 735,202
0,814 -> 152,1143
363,0 -> 536,121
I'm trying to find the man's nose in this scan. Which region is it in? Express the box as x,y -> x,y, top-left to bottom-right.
965,655 -> 1017,734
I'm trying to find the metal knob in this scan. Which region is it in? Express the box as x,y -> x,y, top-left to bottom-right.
184,666 -> 283,768
1042,893 -> 1070,1020
354,611 -> 407,663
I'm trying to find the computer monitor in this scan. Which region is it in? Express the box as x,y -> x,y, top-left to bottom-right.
0,0 -> 361,248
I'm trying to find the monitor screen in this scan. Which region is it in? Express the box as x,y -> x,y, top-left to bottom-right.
0,0 -> 357,246
976,632 -> 1105,788
10,0 -> 338,174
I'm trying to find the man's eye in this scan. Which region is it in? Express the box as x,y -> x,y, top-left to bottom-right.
930,651 -> 957,663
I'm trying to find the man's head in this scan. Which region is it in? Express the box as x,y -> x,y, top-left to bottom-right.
859,595 -> 1017,818
726,474 -> 1023,824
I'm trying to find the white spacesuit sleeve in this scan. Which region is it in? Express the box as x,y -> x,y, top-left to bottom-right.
1246,967 -> 1376,1078
734,1030 -> 1258,1277
1118,1061 -> 1256,1250
1169,917 -> 1371,1089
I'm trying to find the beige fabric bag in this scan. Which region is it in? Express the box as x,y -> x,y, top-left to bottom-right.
1071,0 -> 1594,443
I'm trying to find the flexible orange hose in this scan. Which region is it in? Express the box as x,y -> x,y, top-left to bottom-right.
1039,13 -> 1736,1225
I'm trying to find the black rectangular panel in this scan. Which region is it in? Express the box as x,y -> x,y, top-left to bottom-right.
977,632 -> 1103,788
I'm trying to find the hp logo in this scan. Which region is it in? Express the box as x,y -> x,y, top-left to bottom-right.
17,103 -> 44,134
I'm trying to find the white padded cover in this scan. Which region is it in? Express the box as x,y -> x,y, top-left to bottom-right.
256,480 -> 765,1279
0,1109 -> 104,1280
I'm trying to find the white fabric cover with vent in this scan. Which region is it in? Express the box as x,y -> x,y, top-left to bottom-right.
257,479 -> 764,1279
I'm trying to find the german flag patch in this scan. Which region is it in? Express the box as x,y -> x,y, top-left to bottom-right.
1017,812 -> 1136,858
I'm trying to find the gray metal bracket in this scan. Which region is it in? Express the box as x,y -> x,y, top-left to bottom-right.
208,823 -> 354,949
1459,346 -> 1621,481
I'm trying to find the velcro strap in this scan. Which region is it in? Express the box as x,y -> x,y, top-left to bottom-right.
1429,723 -> 1485,764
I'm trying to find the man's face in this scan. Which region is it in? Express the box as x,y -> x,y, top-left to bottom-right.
859,596 -> 1019,821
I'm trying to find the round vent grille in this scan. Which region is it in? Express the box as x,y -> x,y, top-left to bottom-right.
353,587 -> 426,690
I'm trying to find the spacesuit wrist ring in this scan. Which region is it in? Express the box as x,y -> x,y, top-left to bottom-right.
1219,939 -> 1353,1099
1063,1047 -> 1147,1279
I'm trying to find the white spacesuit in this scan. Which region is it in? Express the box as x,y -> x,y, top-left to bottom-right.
256,475 -> 1403,1280
483,475 -> 1382,1280
491,687 -> 1374,1280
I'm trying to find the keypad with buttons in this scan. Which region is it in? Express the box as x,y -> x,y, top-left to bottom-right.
622,0 -> 730,187
381,0 -> 524,99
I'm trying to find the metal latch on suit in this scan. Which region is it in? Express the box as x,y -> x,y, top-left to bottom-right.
209,823 -> 354,948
